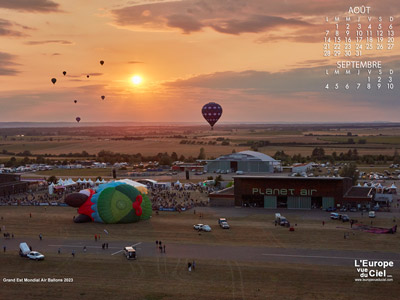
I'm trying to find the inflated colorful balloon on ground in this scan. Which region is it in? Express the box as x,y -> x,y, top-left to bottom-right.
202,102 -> 222,130
65,182 -> 152,223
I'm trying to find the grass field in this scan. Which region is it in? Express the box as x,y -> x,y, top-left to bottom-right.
0,206 -> 399,299
2,124 -> 400,160
2,254 -> 399,300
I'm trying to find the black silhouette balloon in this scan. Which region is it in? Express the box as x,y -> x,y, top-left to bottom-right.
51,78 -> 57,84
63,71 -> 67,76
87,75 -> 90,78
76,117 -> 81,123
101,95 -> 105,100
74,100 -> 77,103
100,60 -> 104,65
201,102 -> 223,130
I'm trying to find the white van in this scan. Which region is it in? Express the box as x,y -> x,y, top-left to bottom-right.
368,211 -> 376,218
19,242 -> 31,257
124,246 -> 137,260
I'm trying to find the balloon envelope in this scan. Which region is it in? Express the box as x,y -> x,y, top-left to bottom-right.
101,95 -> 105,100
100,60 -> 104,65
76,117 -> 81,123
74,100 -> 77,103
51,78 -> 57,84
202,102 -> 222,128
63,71 -> 66,76
87,75 -> 90,78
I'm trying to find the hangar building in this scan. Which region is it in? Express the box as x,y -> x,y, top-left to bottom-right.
209,175 -> 374,209
205,151 -> 280,173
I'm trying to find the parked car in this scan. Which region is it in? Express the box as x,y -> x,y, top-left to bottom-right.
27,251 -> 45,261
339,207 -> 347,212
201,225 -> 212,232
369,211 -> 376,218
220,221 -> 230,229
193,224 -> 204,230
350,207 -> 357,212
193,224 -> 212,232
326,207 -> 336,212
278,216 -> 289,226
330,213 -> 339,220
341,215 -> 350,222
236,171 -> 244,175
218,218 -> 227,224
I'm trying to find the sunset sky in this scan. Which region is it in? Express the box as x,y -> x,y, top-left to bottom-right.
0,0 -> 399,123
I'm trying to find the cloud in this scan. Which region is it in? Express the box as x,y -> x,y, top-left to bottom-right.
0,18 -> 30,37
209,15 -> 311,35
128,60 -> 144,64
165,59 -> 400,109
0,0 -> 60,13
25,40 -> 73,45
0,52 -> 20,76
112,0 -> 313,35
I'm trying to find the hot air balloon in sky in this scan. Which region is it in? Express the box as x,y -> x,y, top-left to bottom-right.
76,117 -> 81,123
74,100 -> 77,103
100,60 -> 104,65
101,95 -> 105,100
51,78 -> 57,84
63,71 -> 66,76
202,102 -> 222,130
64,182 -> 152,223
87,75 -> 90,78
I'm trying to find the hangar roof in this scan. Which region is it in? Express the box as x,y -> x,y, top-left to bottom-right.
213,151 -> 278,162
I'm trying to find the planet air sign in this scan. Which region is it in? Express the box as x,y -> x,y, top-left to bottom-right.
252,188 -> 317,196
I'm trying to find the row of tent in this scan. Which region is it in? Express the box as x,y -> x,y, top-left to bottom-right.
357,182 -> 397,190
50,178 -> 108,187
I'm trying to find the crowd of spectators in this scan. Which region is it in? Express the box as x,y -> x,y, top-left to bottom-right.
149,184 -> 211,211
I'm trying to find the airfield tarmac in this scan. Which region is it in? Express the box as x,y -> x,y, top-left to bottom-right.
1,206 -> 400,300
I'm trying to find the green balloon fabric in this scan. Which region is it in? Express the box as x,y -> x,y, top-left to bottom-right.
97,184 -> 141,223
140,193 -> 152,220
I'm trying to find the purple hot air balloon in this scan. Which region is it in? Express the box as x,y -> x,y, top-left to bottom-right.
202,102 -> 222,130
76,117 -> 81,123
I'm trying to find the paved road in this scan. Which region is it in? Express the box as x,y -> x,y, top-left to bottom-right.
3,237 -> 400,268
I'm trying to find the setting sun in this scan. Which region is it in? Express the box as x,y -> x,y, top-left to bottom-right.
131,75 -> 142,85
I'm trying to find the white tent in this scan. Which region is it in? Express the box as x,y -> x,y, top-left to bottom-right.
363,183 -> 369,187
87,179 -> 94,186
95,179 -> 101,184
390,183 -> 397,189
77,178 -> 82,184
357,183 -> 361,187
83,178 -> 88,183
